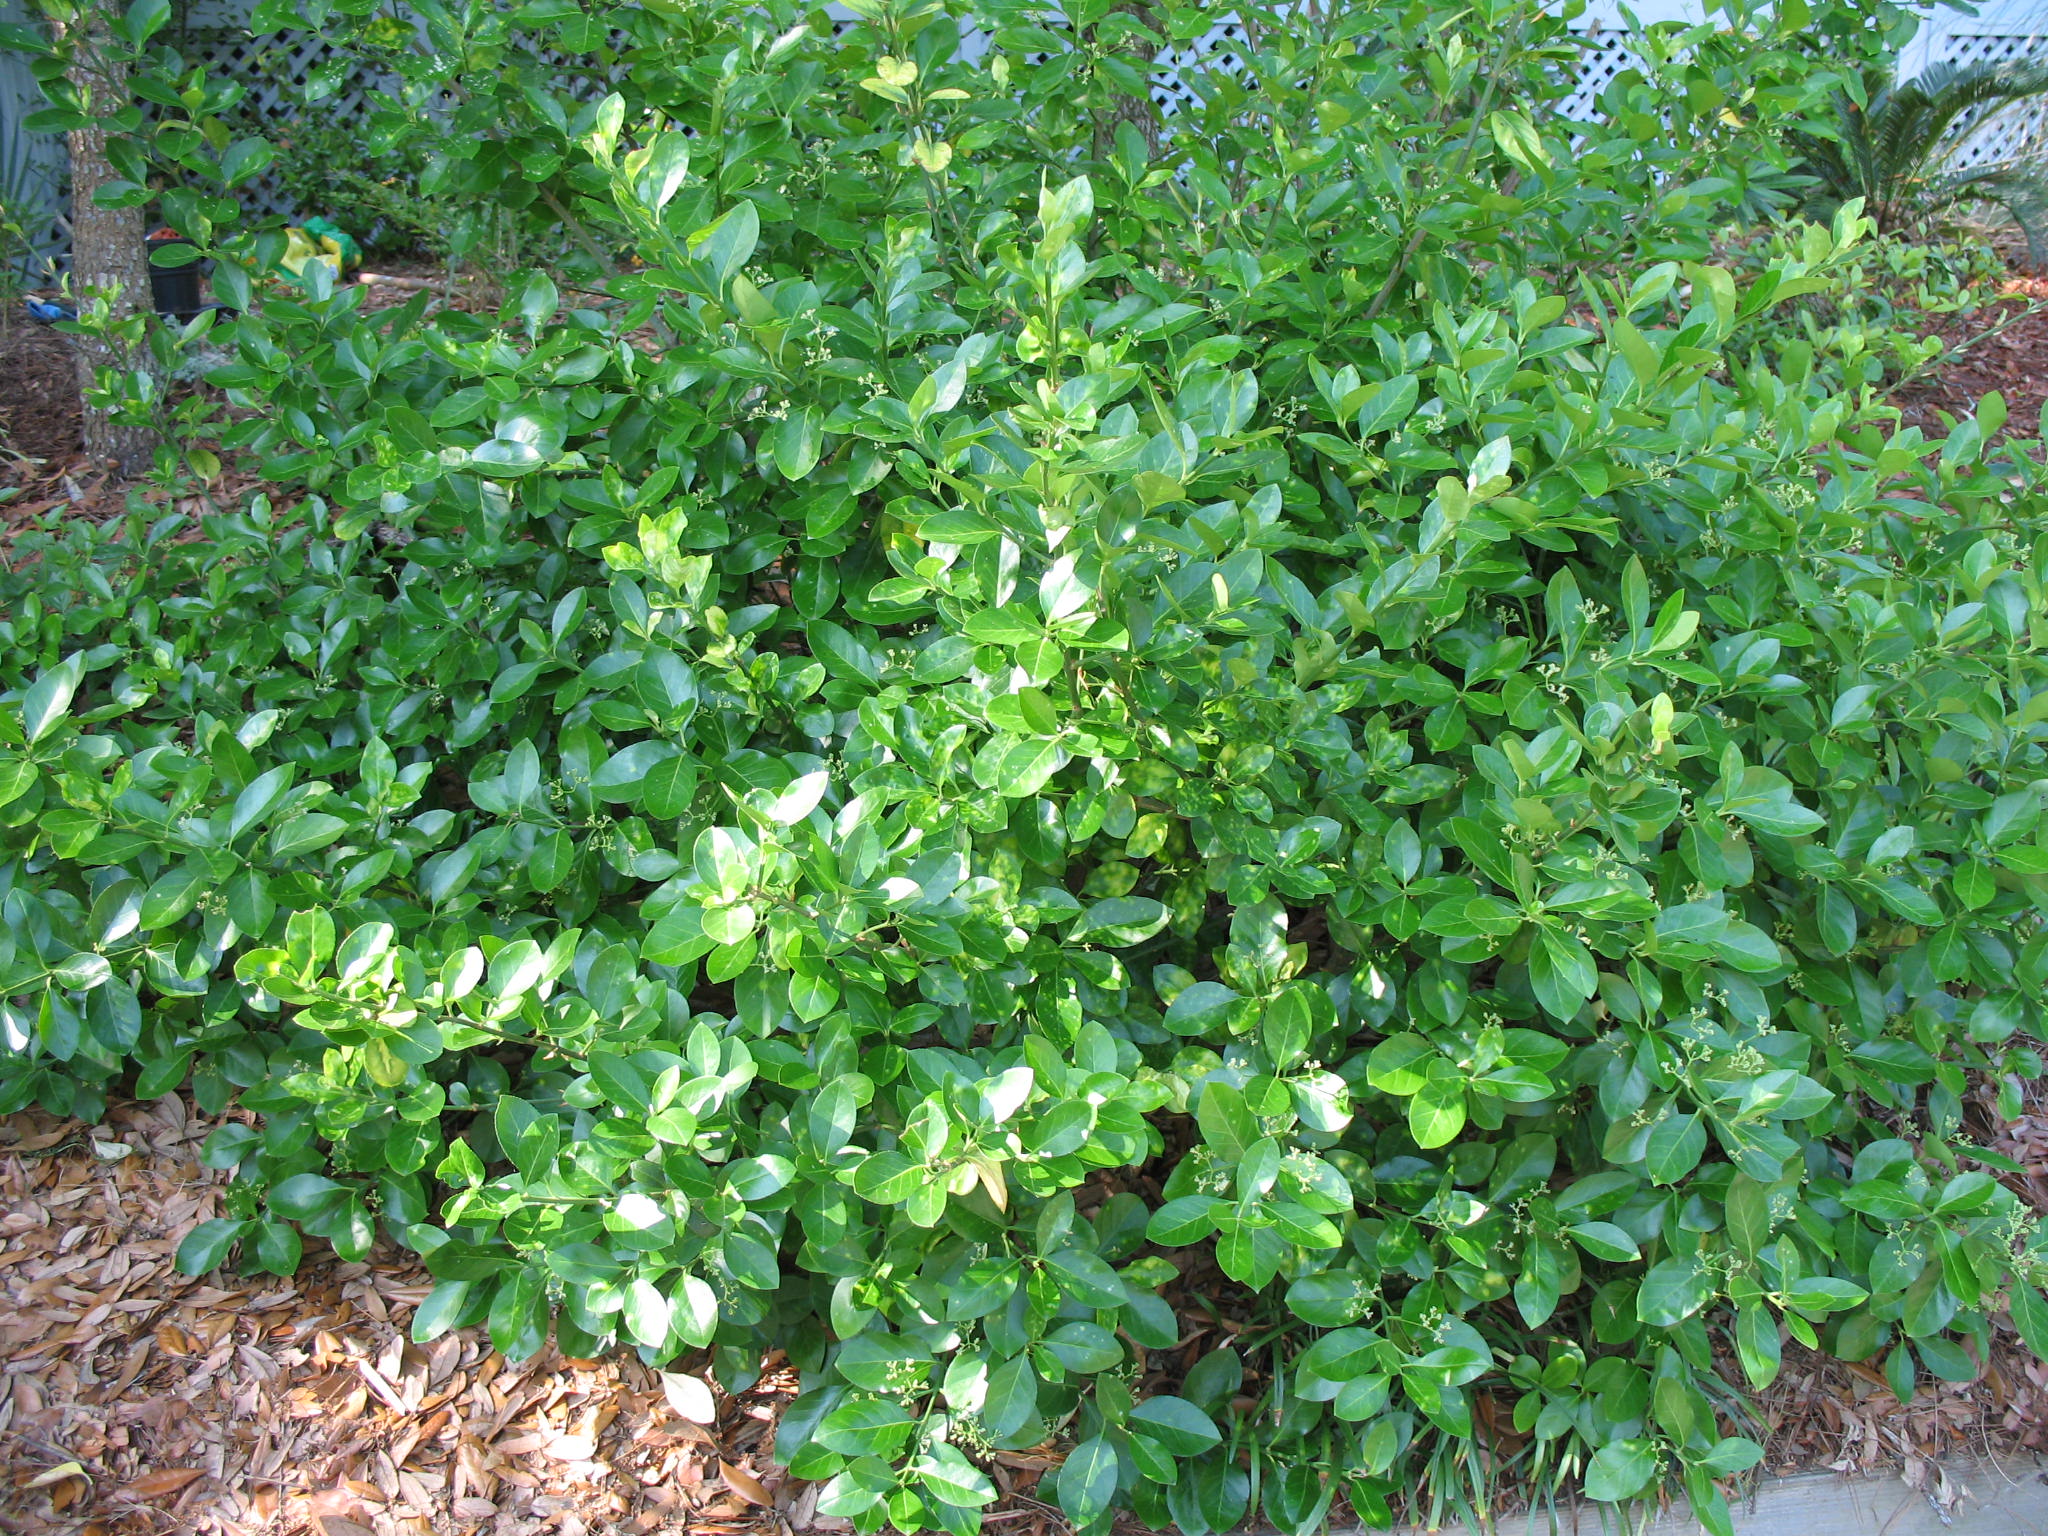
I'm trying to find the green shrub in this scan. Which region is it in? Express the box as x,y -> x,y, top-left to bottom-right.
1726,223 -> 2011,396
5,3 -> 2047,1535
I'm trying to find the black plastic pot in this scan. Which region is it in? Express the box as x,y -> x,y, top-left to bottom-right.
145,234 -> 203,318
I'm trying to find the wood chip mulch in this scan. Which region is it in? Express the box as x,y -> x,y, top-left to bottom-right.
0,318 -> 85,488
1892,272 -> 2048,439
0,1098 -> 830,1536
1747,1074 -> 2048,1478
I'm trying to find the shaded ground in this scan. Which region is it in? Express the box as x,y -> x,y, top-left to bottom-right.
0,262 -> 523,529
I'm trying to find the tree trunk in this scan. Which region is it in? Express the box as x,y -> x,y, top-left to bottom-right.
60,9 -> 154,477
1092,1 -> 1167,165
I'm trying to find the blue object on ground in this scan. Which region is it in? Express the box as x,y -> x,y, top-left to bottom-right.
24,297 -> 75,322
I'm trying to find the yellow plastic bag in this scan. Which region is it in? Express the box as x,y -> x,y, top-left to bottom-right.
277,228 -> 335,281
277,222 -> 358,282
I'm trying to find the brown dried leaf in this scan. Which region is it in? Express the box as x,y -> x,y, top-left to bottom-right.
720,1459 -> 772,1506
121,1466 -> 207,1499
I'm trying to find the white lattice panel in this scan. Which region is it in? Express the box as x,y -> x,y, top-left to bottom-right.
1557,30 -> 1638,122
1892,0 -> 2048,171
1146,15 -> 1256,115
177,23 -> 395,220
1926,31 -> 2048,171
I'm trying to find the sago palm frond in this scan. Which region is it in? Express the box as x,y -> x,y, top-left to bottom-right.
1797,56 -> 2048,263
1927,161 -> 2048,265
1878,58 -> 2048,188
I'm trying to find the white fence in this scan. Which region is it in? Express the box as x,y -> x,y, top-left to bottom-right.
1898,0 -> 2048,168
7,1 -> 2048,275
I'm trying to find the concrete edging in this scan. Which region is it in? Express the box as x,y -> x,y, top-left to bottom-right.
1340,1455 -> 2048,1536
